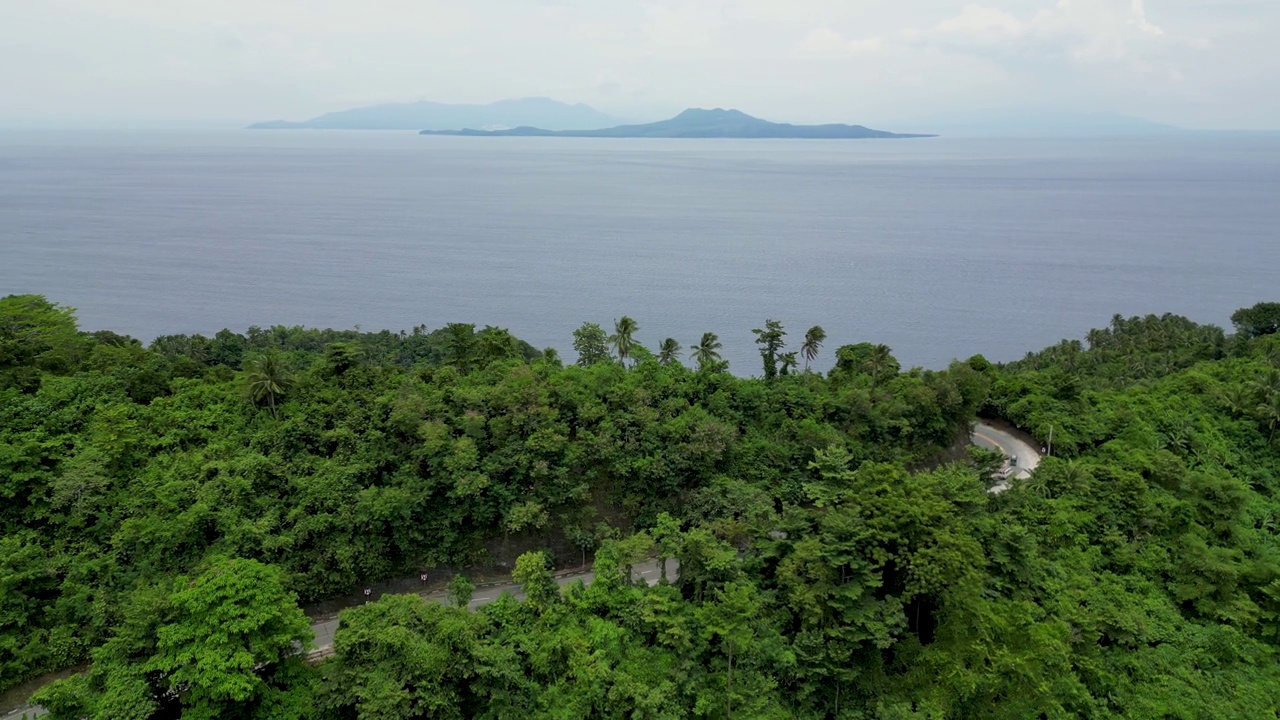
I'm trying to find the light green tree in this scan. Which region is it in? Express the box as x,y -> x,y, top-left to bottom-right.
512,551 -> 559,610
148,558 -> 314,720
573,322 -> 611,366
446,574 -> 475,608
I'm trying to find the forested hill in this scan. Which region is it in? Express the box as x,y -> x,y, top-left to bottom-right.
3,295 -> 1279,719
418,108 -> 933,139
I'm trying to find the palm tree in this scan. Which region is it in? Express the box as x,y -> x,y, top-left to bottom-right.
1258,392 -> 1280,442
658,338 -> 682,365
245,352 -> 291,419
866,344 -> 897,384
690,332 -> 723,371
610,316 -> 639,366
801,326 -> 826,370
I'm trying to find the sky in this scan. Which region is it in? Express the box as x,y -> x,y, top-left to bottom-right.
1,0 -> 1276,129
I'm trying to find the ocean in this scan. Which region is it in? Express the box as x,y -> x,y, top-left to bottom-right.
1,130 -> 1277,372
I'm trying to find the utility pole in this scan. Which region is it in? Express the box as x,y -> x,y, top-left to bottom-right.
1047,425 -> 1053,458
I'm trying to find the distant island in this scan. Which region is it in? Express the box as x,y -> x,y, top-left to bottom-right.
248,97 -> 619,131
418,108 -> 935,139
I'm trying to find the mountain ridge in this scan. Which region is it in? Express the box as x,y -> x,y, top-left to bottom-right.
248,97 -> 619,131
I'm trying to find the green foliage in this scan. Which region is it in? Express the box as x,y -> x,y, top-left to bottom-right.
244,351 -> 292,418
11,300 -> 1280,720
0,295 -> 87,391
148,558 -> 314,719
801,325 -> 826,370
1231,301 -> 1280,340
447,575 -> 475,608
511,552 -> 559,611
609,316 -> 639,366
752,319 -> 786,380
571,322 -> 611,366
690,332 -> 724,372
657,338 -> 682,366
33,558 -> 314,720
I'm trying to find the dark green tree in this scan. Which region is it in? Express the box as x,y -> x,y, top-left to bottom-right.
444,323 -> 477,370
243,351 -> 291,418
1231,302 -> 1280,339
753,320 -> 787,380
779,352 -> 798,376
323,341 -> 362,376
691,332 -> 724,372
658,338 -> 682,365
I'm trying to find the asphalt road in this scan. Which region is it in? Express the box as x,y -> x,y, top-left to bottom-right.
972,420 -> 1043,493
3,559 -> 673,720
311,558 -> 670,651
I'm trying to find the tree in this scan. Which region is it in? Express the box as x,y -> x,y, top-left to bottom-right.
512,551 -> 559,610
658,338 -> 682,365
831,342 -> 899,384
691,332 -> 724,372
323,341 -> 362,376
0,294 -> 86,390
1258,391 -> 1280,441
322,594 -> 483,720
779,352 -> 798,376
444,323 -> 477,370
476,327 -> 521,366
753,320 -> 787,380
573,322 -> 611,366
867,344 -> 898,384
800,326 -> 826,371
446,574 -> 475,609
1231,302 -> 1280,339
698,581 -> 765,720
244,352 -> 291,418
652,513 -> 682,583
148,558 -> 314,720
610,316 -> 640,366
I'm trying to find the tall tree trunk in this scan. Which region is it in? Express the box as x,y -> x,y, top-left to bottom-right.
726,646 -> 733,720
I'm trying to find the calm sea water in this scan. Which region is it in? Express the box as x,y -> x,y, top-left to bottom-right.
1,130 -> 1277,372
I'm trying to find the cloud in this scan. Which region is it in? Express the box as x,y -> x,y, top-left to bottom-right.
932,5 -> 1025,38
909,0 -> 1173,65
1130,0 -> 1164,36
796,28 -> 884,58
0,0 -> 1276,129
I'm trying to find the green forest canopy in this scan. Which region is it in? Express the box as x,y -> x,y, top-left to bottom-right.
2,295 -> 1278,719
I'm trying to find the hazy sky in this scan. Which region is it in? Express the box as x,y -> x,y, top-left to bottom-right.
2,0 -> 1275,129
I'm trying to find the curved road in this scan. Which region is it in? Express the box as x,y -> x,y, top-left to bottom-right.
310,559 -> 670,653
2,560 -> 671,720
971,420 -> 1043,493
